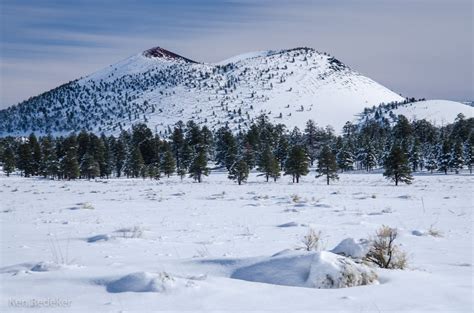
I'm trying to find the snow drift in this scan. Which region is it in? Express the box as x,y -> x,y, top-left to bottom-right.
231,251 -> 378,289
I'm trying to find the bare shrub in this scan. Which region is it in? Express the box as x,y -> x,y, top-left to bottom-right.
301,228 -> 322,251
81,202 -> 95,210
291,194 -> 301,203
428,225 -> 443,237
115,226 -> 144,239
364,225 -> 407,269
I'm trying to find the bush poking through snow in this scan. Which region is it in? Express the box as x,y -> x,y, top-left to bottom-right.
364,225 -> 407,269
307,252 -> 378,288
428,225 -> 443,237
300,228 -> 322,251
114,226 -> 144,239
81,202 -> 95,210
291,194 -> 301,203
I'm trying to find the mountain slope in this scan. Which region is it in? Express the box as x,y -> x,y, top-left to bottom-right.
360,99 -> 473,126
0,47 -> 410,136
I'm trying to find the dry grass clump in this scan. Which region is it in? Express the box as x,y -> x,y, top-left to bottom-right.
364,225 -> 407,269
301,228 -> 322,251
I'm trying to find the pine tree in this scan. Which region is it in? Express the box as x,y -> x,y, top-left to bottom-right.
358,143 -> 377,172
189,149 -> 209,183
409,139 -> 422,172
125,146 -> 144,178
114,137 -> 126,177
17,142 -> 32,177
81,153 -> 100,179
40,136 -> 58,178
171,122 -> 185,169
146,163 -> 160,180
425,146 -> 438,173
463,138 -> 473,174
29,133 -> 41,176
61,136 -> 80,180
316,145 -> 339,185
284,145 -> 309,183
449,141 -> 464,174
275,135 -> 289,170
228,158 -> 249,185
2,146 -> 15,176
101,135 -> 114,178
336,143 -> 354,172
437,140 -> 451,175
215,128 -> 237,170
304,120 -> 318,165
177,143 -> 193,179
162,150 -> 176,178
383,144 -> 413,186
257,145 -> 280,182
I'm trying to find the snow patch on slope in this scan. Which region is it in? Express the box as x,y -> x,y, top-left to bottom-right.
388,100 -> 472,125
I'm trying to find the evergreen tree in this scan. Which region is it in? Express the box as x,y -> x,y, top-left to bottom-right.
61,135 -> 80,180
81,153 -> 100,179
463,137 -> 473,174
437,140 -> 451,174
162,150 -> 176,178
393,115 -> 412,141
316,145 -> 339,185
383,144 -> 413,186
215,128 -> 237,170
275,135 -> 289,170
189,149 -> 209,183
449,141 -> 464,174
228,158 -> 249,185
358,143 -> 377,172
29,133 -> 41,175
125,146 -> 144,178
284,145 -> 309,183
257,145 -> 280,182
171,122 -> 185,169
304,120 -> 318,165
425,146 -> 438,173
2,146 -> 15,176
147,163 -> 160,180
40,136 -> 58,178
177,143 -> 193,179
409,139 -> 422,172
17,142 -> 32,177
336,143 -> 354,172
113,138 -> 126,177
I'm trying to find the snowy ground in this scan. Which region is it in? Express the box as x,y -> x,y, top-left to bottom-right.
0,172 -> 472,312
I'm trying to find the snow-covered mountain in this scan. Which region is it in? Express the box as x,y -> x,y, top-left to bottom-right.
0,46 -> 469,136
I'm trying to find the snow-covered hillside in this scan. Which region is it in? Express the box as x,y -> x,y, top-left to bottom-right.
0,47 -> 405,136
386,100 -> 472,125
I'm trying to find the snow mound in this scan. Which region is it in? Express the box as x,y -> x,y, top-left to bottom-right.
30,261 -> 63,272
307,251 -> 377,289
330,238 -> 370,259
231,251 -> 377,289
106,272 -> 179,293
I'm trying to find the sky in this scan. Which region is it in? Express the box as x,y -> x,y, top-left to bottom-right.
0,0 -> 472,109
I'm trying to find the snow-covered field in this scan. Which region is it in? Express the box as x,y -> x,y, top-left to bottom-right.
1,172 -> 472,312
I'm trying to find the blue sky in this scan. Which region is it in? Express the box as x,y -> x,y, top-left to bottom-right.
0,0 -> 472,108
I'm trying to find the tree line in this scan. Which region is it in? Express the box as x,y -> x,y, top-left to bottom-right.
0,113 -> 472,185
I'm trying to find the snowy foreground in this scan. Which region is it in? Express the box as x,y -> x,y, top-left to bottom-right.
0,172 -> 472,312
